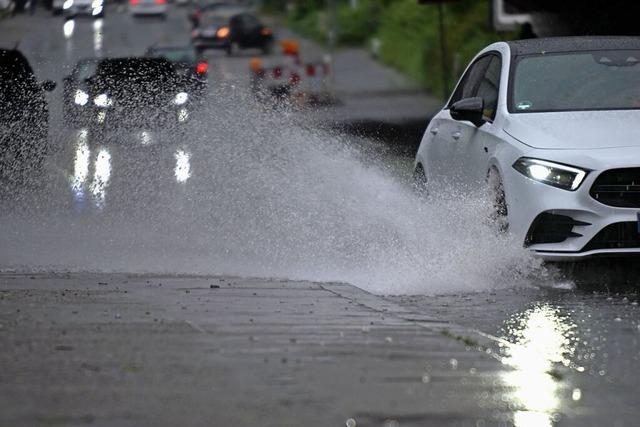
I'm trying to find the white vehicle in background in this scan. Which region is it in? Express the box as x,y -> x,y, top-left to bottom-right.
414,37 -> 640,261
129,0 -> 167,18
63,0 -> 104,17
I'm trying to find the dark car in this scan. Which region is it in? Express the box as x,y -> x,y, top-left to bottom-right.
145,45 -> 208,100
191,9 -> 274,56
62,57 -> 193,130
0,49 -> 55,180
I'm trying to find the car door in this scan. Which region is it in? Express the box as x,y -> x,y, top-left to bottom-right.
426,55 -> 492,187
459,54 -> 503,189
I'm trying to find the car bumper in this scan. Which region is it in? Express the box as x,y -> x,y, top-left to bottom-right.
503,160 -> 640,261
129,4 -> 166,14
66,105 -> 190,129
64,4 -> 102,15
192,37 -> 228,49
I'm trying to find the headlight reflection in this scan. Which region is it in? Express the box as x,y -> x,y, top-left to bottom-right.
71,129 -> 90,205
499,304 -> 578,427
90,148 -> 111,209
93,18 -> 103,53
174,149 -> 191,183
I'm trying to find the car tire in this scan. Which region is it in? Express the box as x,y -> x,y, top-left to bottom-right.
412,163 -> 428,196
487,167 -> 509,233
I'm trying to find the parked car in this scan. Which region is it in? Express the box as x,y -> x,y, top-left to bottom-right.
145,45 -> 208,100
62,0 -> 105,17
191,9 -> 273,56
414,37 -> 640,260
62,57 -> 192,130
0,49 -> 56,180
129,0 -> 166,18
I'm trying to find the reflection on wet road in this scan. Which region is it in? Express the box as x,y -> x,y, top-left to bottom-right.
392,283 -> 640,426
500,304 -> 577,426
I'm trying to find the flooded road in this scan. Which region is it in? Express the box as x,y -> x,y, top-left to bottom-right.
1,5 -> 640,427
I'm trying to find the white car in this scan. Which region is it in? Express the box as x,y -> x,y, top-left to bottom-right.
63,0 -> 104,17
129,0 -> 167,18
414,37 -> 640,261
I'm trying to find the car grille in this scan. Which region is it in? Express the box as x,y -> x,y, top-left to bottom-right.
582,222 -> 640,251
590,168 -> 640,208
525,212 -> 589,246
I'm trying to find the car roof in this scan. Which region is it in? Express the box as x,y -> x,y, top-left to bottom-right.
507,36 -> 640,56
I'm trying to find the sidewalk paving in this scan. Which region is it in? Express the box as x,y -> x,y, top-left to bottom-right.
0,273 -> 515,427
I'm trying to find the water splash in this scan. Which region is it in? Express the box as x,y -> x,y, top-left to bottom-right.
0,86 -> 544,294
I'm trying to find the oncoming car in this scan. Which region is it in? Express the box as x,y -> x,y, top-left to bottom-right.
414,37 -> 640,260
62,57 -> 192,131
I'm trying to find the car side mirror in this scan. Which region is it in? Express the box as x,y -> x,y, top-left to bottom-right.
450,97 -> 485,127
41,80 -> 57,92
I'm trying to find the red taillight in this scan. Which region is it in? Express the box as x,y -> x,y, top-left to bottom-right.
273,67 -> 282,79
129,0 -> 139,5
154,0 -> 166,4
306,64 -> 315,77
196,62 -> 208,74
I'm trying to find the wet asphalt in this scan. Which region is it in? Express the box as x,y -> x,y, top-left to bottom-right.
1,5 -> 640,427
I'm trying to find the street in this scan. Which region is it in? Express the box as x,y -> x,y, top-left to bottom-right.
1,4 -> 640,427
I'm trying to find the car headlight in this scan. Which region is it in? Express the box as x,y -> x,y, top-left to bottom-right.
74,89 -> 89,106
173,92 -> 188,105
513,158 -> 587,191
216,26 -> 230,38
63,0 -> 73,8
91,0 -> 102,7
93,93 -> 113,107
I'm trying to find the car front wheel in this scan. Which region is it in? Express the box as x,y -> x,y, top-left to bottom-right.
487,167 -> 508,233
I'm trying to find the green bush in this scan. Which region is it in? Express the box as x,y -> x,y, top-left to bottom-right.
281,0 -> 516,96
377,0 -> 511,96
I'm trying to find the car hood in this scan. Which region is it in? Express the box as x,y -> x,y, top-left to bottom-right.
503,110 -> 640,150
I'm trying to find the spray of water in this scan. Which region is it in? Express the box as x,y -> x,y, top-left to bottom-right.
0,85 -> 545,294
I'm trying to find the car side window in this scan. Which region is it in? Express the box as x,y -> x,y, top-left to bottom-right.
448,55 -> 492,107
476,55 -> 502,121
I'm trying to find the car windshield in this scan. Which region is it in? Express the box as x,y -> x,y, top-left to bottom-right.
148,48 -> 196,63
511,49 -> 640,112
96,58 -> 176,83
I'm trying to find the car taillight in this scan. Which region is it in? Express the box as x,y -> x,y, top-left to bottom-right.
306,64 -> 315,76
196,62 -> 208,74
154,0 -> 165,4
129,0 -> 139,5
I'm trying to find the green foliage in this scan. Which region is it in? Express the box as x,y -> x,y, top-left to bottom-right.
378,0 -> 512,96
281,0 -> 517,96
